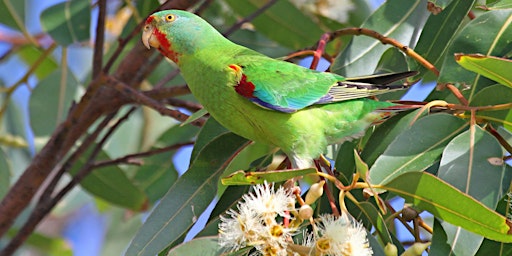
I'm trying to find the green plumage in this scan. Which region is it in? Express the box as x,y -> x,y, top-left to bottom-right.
142,10 -> 411,168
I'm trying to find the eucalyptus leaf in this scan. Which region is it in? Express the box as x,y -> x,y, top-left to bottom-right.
455,54 -> 512,88
331,0 -> 429,76
410,0 -> 475,78
70,150 -> 148,211
126,133 -> 249,256
29,69 -> 78,137
382,172 -> 512,243
438,125 -> 510,255
224,0 -> 324,49
0,0 -> 25,30
369,114 -> 468,187
17,45 -> 58,80
40,0 -> 91,46
438,9 -> 512,101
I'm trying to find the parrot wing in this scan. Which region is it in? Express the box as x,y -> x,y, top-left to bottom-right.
231,54 -> 414,113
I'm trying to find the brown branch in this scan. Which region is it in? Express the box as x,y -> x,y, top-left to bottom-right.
0,0 -> 201,241
92,141 -> 193,168
319,28 -> 440,77
486,124 -> 512,158
105,75 -> 205,126
163,98 -> 203,112
445,83 -> 469,106
0,110 -> 123,254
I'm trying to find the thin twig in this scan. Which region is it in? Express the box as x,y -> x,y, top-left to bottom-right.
1,108 -> 135,255
319,28 -> 440,76
445,83 -> 469,106
105,75 -> 205,126
92,141 -> 193,168
222,0 -> 279,37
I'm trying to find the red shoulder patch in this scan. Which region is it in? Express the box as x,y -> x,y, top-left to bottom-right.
234,74 -> 255,98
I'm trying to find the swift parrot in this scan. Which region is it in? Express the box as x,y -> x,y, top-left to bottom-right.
142,10 -> 416,169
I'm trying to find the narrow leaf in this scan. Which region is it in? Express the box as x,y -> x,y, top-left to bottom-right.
166,237 -> 222,256
439,9 -> 512,101
381,172 -> 512,242
126,133 -> 249,256
17,45 -> 58,80
40,0 -> 91,46
71,150 -> 148,211
221,168 -> 316,185
410,0 -> 475,78
224,0 -> 324,49
29,69 -> 78,137
0,149 -> 11,199
0,0 -> 25,30
369,114 -> 468,187
331,0 -> 429,76
180,108 -> 208,127
455,54 -> 512,88
438,125 -> 510,255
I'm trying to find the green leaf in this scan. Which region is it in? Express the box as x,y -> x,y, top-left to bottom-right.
180,108 -> 208,127
7,229 -> 72,256
439,9 -> 512,101
71,150 -> 148,210
0,149 -> 11,199
221,168 -> 316,185
335,140 -> 357,184
430,219 -> 452,255
438,125 -> 509,255
381,172 -> 512,242
470,84 -> 512,130
133,125 -> 199,203
17,45 -> 58,80
190,118 -> 229,162
224,0 -> 324,49
166,236 -> 223,256
410,0 -> 475,78
331,0 -> 429,76
361,110 -> 420,167
40,0 -> 91,46
357,202 -> 393,245
0,0 -> 25,30
29,69 -> 78,137
476,193 -> 512,256
427,0 -> 455,13
353,149 -> 369,181
455,54 -> 512,88
126,133 -> 249,256
485,0 -> 512,10
369,114 -> 468,187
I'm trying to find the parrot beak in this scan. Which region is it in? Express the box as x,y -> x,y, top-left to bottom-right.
142,23 -> 160,50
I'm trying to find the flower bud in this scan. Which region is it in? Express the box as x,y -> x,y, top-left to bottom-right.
401,242 -> 431,256
298,204 -> 314,219
305,180 -> 325,205
384,243 -> 398,256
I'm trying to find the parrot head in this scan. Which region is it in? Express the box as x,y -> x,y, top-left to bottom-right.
142,10 -> 223,63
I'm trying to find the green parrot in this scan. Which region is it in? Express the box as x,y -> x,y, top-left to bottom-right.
142,10 -> 415,169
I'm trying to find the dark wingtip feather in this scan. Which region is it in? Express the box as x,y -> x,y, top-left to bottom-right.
345,71 -> 418,85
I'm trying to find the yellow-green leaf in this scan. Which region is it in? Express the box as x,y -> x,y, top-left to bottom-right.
381,172 -> 512,242
455,54 -> 512,88
222,168 -> 316,185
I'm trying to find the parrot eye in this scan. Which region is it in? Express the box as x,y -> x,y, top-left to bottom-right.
165,14 -> 176,22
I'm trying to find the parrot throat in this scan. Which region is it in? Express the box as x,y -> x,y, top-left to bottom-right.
153,28 -> 180,63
